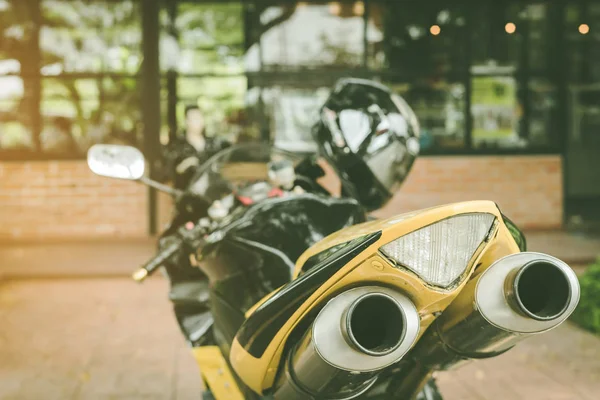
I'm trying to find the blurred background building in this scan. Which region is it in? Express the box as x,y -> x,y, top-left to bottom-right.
1,0 -> 599,239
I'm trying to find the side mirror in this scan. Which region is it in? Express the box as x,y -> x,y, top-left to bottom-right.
87,144 -> 145,180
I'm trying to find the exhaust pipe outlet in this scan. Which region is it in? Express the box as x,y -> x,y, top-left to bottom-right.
472,252 -> 579,348
390,252 -> 580,398
343,292 -> 407,356
273,286 -> 420,400
505,259 -> 573,321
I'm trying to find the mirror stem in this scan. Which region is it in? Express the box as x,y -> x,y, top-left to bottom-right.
138,176 -> 183,197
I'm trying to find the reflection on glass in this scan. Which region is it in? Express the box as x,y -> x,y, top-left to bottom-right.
177,76 -> 247,140
39,77 -> 141,155
566,3 -> 600,82
470,2 -> 552,72
525,4 -> 549,71
247,2 -> 366,70
528,80 -> 556,147
173,2 -> 244,74
0,121 -> 33,150
0,76 -> 34,150
41,78 -> 97,153
257,86 -> 330,152
569,85 -> 600,147
40,0 -> 141,74
0,0 -> 37,152
367,3 -> 466,74
0,76 -> 23,111
388,82 -> 465,151
102,77 -> 140,145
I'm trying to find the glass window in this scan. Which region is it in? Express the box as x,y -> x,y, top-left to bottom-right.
471,2 -> 518,70
569,85 -> 600,148
0,0 -> 38,153
468,2 -> 558,150
566,2 -> 600,83
40,0 -> 141,75
528,79 -> 558,147
41,78 -> 97,155
368,2 -> 467,76
525,3 -> 551,72
249,2 -> 366,70
471,2 -> 552,73
565,4 -> 584,82
257,86 -> 331,153
101,77 -> 141,146
39,77 -> 141,155
170,2 -> 245,74
384,81 -> 466,152
177,76 -> 247,141
0,76 -> 35,151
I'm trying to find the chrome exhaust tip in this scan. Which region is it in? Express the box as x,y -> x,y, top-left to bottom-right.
477,252 -> 580,334
506,260 -> 572,321
273,286 -> 420,399
385,252 -> 580,400
343,292 -> 407,356
314,286 -> 420,373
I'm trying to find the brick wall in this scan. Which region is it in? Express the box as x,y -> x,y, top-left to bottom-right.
374,155 -> 563,229
0,155 -> 562,241
0,161 -> 173,241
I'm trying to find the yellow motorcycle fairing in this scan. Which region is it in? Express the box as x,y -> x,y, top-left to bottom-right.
229,200 -> 521,394
192,346 -> 244,400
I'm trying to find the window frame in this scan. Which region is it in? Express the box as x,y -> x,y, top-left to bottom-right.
0,0 -> 575,160
249,0 -> 568,156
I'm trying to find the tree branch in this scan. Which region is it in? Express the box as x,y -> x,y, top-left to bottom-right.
258,5 -> 297,38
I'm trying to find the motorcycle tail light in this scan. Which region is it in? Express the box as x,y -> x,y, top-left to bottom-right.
379,213 -> 496,288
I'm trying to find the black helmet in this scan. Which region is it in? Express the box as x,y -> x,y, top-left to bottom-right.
313,78 -> 420,211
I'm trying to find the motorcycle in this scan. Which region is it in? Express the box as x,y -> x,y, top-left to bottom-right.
87,80 -> 579,400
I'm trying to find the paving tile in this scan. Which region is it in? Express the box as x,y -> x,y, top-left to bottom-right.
1,278 -> 600,399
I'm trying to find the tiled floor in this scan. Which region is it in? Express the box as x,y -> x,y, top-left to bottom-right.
1,277 -> 599,400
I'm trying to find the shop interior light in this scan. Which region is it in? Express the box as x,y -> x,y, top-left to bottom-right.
579,24 -> 590,35
505,22 -> 516,34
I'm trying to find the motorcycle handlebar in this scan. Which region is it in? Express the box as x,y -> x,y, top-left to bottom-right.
132,241 -> 181,282
132,222 -> 208,283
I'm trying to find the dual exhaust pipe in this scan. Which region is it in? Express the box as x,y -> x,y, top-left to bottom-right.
273,286 -> 420,399
274,252 -> 579,399
391,252 -> 580,398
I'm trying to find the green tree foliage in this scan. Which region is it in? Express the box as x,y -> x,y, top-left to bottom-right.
172,2 -> 247,137
0,0 -> 41,149
1,0 -> 256,153
1,0 -> 143,151
571,258 -> 600,334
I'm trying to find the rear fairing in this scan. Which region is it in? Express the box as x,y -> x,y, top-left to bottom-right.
202,194 -> 367,340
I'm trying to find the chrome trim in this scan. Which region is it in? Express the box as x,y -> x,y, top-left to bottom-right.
313,286 -> 420,372
388,252 -> 581,399
476,252 -> 580,334
273,286 -> 420,399
505,260 -> 572,321
341,292 -> 406,357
